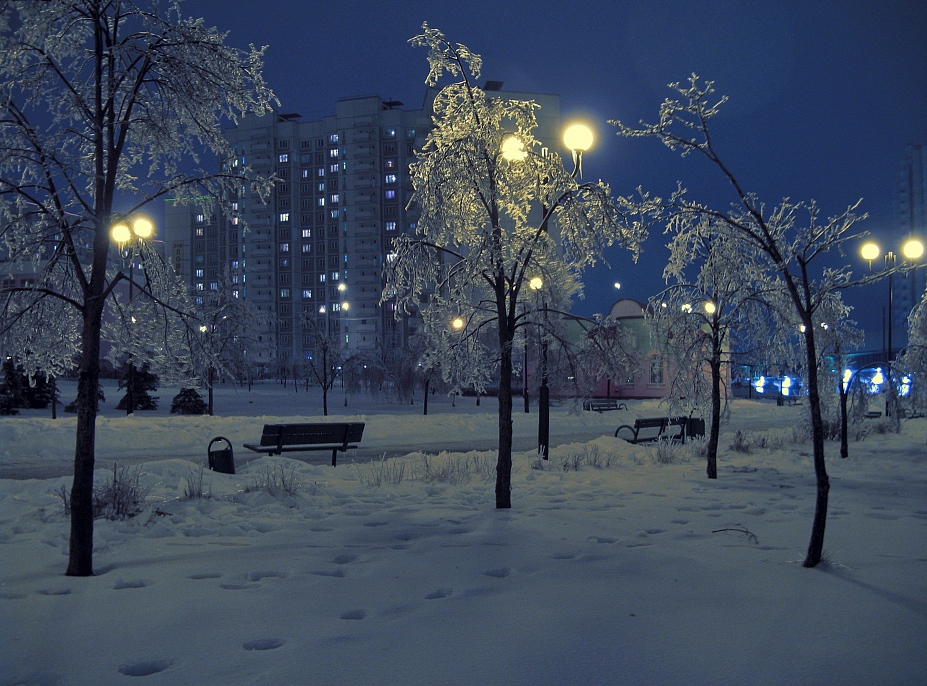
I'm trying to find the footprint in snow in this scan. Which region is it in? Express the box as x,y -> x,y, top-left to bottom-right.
483,567 -> 510,578
310,569 -> 346,578
188,572 -> 222,580
425,588 -> 453,600
113,579 -> 152,590
118,658 -> 173,677
340,609 -> 368,620
243,638 -> 284,651
248,571 -> 286,582
333,554 -> 357,565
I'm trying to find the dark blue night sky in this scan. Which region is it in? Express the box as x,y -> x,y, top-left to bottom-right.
185,0 -> 927,343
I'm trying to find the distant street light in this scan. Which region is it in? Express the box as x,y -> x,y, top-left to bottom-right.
859,237 -> 925,416
110,215 -> 154,416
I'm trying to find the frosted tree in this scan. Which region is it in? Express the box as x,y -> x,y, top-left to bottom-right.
647,223 -> 769,478
612,75 -> 873,567
0,0 -> 276,576
180,268 -> 271,415
300,316 -> 347,416
568,315 -> 641,400
899,288 -> 927,416
386,25 -> 650,508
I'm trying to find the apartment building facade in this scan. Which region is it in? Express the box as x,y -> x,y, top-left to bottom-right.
895,143 -> 927,346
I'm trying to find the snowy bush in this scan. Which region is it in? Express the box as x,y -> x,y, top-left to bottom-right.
244,463 -> 303,497
417,452 -> 495,484
54,464 -> 152,520
182,464 -> 210,499
356,456 -> 406,487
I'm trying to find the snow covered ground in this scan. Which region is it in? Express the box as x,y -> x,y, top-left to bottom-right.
2,380 -> 926,685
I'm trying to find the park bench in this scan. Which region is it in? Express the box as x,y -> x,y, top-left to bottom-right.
243,422 -> 364,467
582,399 -> 628,412
615,416 -> 688,444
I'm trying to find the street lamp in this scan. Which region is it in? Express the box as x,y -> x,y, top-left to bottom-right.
110,215 -> 154,415
859,237 -> 924,416
500,122 -> 595,455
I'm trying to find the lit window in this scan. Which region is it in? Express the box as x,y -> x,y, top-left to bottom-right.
195,269 -> 204,278
329,134 -> 339,144
279,212 -> 290,222
329,163 -> 339,173
195,227 -> 204,236
329,148 -> 339,159
278,153 -> 289,163
319,274 -> 326,283
385,174 -> 397,184
330,210 -> 340,219
232,202 -> 239,210
317,198 -> 325,207
385,128 -> 396,138
302,244 -> 311,253
385,159 -> 396,169
330,194 -> 339,204
231,217 -> 239,225
209,282 -> 218,291
301,229 -> 311,238
385,190 -> 396,200
332,303 -> 341,312
317,167 -> 325,177
195,214 -> 205,223
385,221 -> 397,231
231,290 -> 239,299
196,282 -> 204,291
302,289 -> 312,299
280,289 -> 290,299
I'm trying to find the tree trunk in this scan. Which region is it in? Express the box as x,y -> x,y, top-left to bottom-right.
803,329 -> 830,568
66,267 -> 107,576
423,377 -> 429,416
707,357 -> 722,479
495,328 -> 514,509
207,367 -> 214,416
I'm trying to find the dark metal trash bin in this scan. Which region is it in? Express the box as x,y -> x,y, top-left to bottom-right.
687,418 -> 706,439
208,436 -> 235,474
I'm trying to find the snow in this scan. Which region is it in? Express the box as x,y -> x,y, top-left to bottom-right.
2,380 -> 926,685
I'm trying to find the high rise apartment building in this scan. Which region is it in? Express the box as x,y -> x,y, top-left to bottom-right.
165,95 -> 431,369
164,88 -> 561,371
894,143 -> 927,345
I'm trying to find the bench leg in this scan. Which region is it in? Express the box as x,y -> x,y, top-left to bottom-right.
332,449 -> 337,467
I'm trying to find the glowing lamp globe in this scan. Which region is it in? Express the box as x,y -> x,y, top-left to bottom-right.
132,217 -> 154,239
860,242 -> 880,261
110,222 -> 131,244
902,239 -> 924,261
563,123 -> 593,152
501,135 -> 526,161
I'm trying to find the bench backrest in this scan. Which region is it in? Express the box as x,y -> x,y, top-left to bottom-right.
259,422 -> 365,447
634,417 -> 669,429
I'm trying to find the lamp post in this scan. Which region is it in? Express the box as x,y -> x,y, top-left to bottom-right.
110,216 -> 154,415
860,238 -> 924,416
500,122 -> 594,458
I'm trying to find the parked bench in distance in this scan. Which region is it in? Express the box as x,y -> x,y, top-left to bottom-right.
582,399 -> 627,412
615,416 -> 689,444
243,422 -> 364,467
